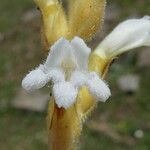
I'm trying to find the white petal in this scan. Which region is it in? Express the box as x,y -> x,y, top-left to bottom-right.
95,16 -> 150,58
22,65 -> 48,91
45,37 -> 77,68
71,36 -> 91,70
86,72 -> 111,102
70,71 -> 87,88
53,82 -> 78,109
47,68 -> 65,83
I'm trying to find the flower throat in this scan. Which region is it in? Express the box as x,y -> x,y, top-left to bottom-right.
61,58 -> 76,81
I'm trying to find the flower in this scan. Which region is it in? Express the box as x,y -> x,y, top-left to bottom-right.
94,16 -> 150,59
22,37 -> 111,109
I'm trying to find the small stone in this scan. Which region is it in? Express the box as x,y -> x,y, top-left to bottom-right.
134,129 -> 144,139
117,74 -> 140,93
12,89 -> 49,112
138,48 -> 150,67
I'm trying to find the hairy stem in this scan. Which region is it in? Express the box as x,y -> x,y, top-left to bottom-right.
47,99 -> 82,150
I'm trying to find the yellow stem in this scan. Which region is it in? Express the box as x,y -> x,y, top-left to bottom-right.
47,99 -> 82,150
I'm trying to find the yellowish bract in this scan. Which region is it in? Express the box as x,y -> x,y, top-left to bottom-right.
68,0 -> 106,41
34,0 -> 68,49
34,0 -> 106,48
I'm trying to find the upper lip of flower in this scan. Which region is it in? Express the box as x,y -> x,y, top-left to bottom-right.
22,36 -> 111,109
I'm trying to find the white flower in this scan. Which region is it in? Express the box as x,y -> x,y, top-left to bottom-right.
22,37 -> 111,109
94,16 -> 150,59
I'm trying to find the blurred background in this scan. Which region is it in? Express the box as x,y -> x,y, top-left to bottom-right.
0,0 -> 150,149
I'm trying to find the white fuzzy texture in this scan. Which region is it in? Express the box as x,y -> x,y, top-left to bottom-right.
71,71 -> 88,88
71,37 -> 91,70
22,65 -> 48,91
53,82 -> 78,109
47,68 -> 65,83
22,37 -> 111,108
95,16 -> 150,58
45,38 -> 77,68
87,72 -> 111,102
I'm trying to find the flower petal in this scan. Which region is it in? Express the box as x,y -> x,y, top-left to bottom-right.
47,68 -> 65,83
86,72 -> 111,102
22,65 -> 48,91
70,71 -> 87,88
45,37 -> 77,68
95,16 -> 150,58
71,36 -> 91,70
53,82 -> 78,109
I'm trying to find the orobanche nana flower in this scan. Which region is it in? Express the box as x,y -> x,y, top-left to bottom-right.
94,16 -> 150,59
22,37 -> 111,109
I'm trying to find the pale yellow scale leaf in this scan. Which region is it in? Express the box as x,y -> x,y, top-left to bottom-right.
34,0 -> 68,49
68,0 -> 106,41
